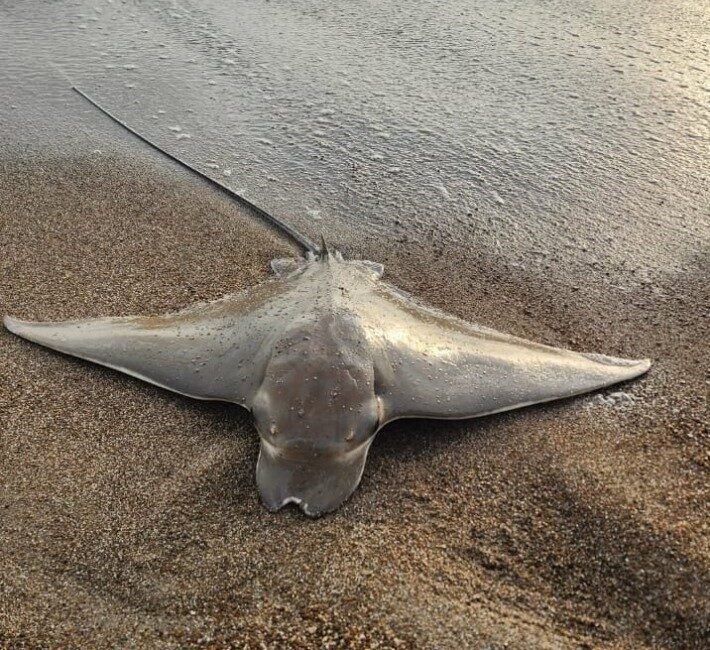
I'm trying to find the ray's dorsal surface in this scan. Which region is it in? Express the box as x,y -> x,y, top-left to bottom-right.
5,250 -> 650,516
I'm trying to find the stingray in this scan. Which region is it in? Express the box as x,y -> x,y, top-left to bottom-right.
4,88 -> 651,516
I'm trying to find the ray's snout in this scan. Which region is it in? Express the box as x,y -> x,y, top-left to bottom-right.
251,390 -> 379,517
256,437 -> 373,517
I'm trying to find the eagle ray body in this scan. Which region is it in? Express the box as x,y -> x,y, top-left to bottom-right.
4,250 -> 650,516
4,87 -> 651,516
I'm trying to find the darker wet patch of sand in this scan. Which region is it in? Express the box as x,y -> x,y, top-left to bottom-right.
1,156 -> 708,649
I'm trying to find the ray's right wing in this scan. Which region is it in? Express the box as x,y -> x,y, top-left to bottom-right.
366,283 -> 651,426
4,278 -> 297,408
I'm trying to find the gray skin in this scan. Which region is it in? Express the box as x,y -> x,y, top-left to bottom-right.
4,249 -> 651,516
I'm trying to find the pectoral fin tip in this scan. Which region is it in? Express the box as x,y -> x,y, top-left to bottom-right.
4,315 -> 28,335
585,352 -> 652,376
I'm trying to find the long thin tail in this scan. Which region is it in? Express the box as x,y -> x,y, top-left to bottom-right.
72,86 -> 319,255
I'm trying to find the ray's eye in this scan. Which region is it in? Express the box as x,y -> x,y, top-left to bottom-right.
345,431 -> 355,442
270,423 -> 278,437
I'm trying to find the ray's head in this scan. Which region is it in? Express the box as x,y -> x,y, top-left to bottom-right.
251,314 -> 380,517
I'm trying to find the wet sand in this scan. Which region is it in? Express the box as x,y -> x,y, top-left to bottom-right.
0,152 -> 707,649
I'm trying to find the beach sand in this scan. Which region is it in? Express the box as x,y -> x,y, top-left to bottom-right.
0,150 -> 707,649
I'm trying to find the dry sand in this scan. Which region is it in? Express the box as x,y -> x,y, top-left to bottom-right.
0,150 -> 708,649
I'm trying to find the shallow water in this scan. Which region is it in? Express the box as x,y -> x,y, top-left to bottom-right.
1,0 -> 707,276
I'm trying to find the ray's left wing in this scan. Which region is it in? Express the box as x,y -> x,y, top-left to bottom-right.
4,279 -> 295,408
365,283 -> 651,426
